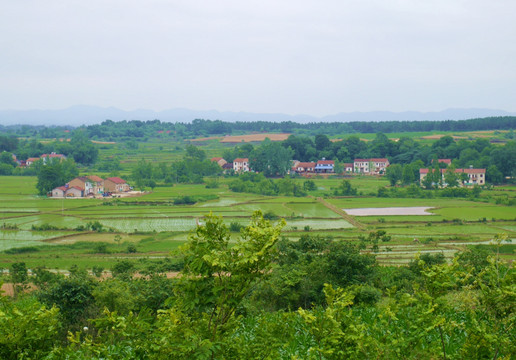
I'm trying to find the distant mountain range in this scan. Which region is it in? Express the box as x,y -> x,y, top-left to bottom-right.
0,106 -> 515,126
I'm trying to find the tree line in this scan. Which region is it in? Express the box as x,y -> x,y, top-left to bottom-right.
1,117 -> 514,140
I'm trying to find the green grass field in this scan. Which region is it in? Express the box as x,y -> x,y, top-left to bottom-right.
0,174 -> 514,269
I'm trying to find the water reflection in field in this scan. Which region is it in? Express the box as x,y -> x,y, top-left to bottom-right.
344,207 -> 435,216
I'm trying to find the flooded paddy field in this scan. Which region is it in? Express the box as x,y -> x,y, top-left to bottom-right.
0,176 -> 515,268
344,207 -> 435,216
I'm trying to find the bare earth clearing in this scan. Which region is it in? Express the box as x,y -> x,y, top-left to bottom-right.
420,135 -> 467,140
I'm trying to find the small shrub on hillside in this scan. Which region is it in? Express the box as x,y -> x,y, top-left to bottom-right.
86,221 -> 104,232
303,179 -> 317,191
91,265 -> 104,277
92,243 -> 110,254
173,196 -> 196,205
205,180 -> 219,189
354,285 -> 382,305
31,223 -> 60,231
1,223 -> 19,230
263,210 -> 278,220
111,260 -> 136,280
229,222 -> 243,232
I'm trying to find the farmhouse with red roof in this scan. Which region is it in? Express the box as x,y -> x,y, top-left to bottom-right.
87,175 -> 105,194
210,157 -> 227,167
419,168 -> 486,187
315,159 -> 335,173
104,177 -> 130,193
233,158 -> 249,172
293,162 -> 316,174
353,158 -> 390,175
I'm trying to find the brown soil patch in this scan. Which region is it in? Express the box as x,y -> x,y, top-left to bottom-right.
1,283 -> 14,296
421,135 -> 445,140
420,135 -> 467,140
1,283 -> 37,297
220,133 -> 291,143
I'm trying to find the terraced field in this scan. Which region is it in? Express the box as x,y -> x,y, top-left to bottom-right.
0,176 -> 514,268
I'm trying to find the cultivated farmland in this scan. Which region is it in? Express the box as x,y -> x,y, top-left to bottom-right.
0,175 -> 514,269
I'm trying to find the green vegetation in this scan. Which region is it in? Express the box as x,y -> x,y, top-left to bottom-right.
0,119 -> 515,357
0,215 -> 514,359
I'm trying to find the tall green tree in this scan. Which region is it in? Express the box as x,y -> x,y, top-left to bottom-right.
131,158 -> 153,190
36,158 -> 78,195
176,211 -> 285,345
444,166 -> 459,187
70,130 -> 98,165
486,164 -> 503,185
386,164 -> 403,186
402,164 -> 415,185
315,134 -> 332,152
249,139 -> 294,176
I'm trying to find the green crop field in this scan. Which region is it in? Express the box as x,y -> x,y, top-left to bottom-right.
0,174 -> 515,269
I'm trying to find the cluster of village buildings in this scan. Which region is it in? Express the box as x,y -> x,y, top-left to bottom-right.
211,157 -> 391,175
12,153 -> 485,198
51,176 -> 130,198
211,156 -> 486,187
12,152 -> 67,167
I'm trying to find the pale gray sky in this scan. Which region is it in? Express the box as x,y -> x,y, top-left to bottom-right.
1,0 -> 515,116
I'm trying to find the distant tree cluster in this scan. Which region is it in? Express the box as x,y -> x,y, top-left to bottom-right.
36,158 -> 79,195
229,172 -> 306,197
131,145 -> 221,189
2,116 -> 514,140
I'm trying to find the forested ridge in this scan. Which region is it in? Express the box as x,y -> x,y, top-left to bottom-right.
0,116 -> 514,139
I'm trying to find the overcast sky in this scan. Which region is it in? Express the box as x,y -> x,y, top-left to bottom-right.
1,0 -> 515,116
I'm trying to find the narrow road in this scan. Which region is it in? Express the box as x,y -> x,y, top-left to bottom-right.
316,197 -> 365,230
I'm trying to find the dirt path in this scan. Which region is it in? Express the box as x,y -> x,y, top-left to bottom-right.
316,197 -> 365,230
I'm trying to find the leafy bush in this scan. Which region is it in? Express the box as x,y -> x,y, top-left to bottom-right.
353,285 -> 382,305
92,243 -> 110,254
263,210 -> 278,220
205,179 -> 219,188
127,244 -> 137,253
0,298 -> 61,359
333,180 -> 357,196
1,222 -> 18,230
111,260 -> 136,280
229,222 -> 243,232
4,246 -> 40,255
31,223 -> 63,231
38,276 -> 96,328
173,196 -> 196,205
303,179 -> 317,191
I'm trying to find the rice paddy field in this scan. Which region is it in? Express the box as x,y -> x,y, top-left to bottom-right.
0,175 -> 515,269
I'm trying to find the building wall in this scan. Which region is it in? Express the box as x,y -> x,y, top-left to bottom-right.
52,189 -> 65,198
68,178 -> 94,194
105,180 -> 129,192
233,161 -> 249,172
92,182 -> 104,194
65,188 -> 83,197
104,180 -> 117,192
